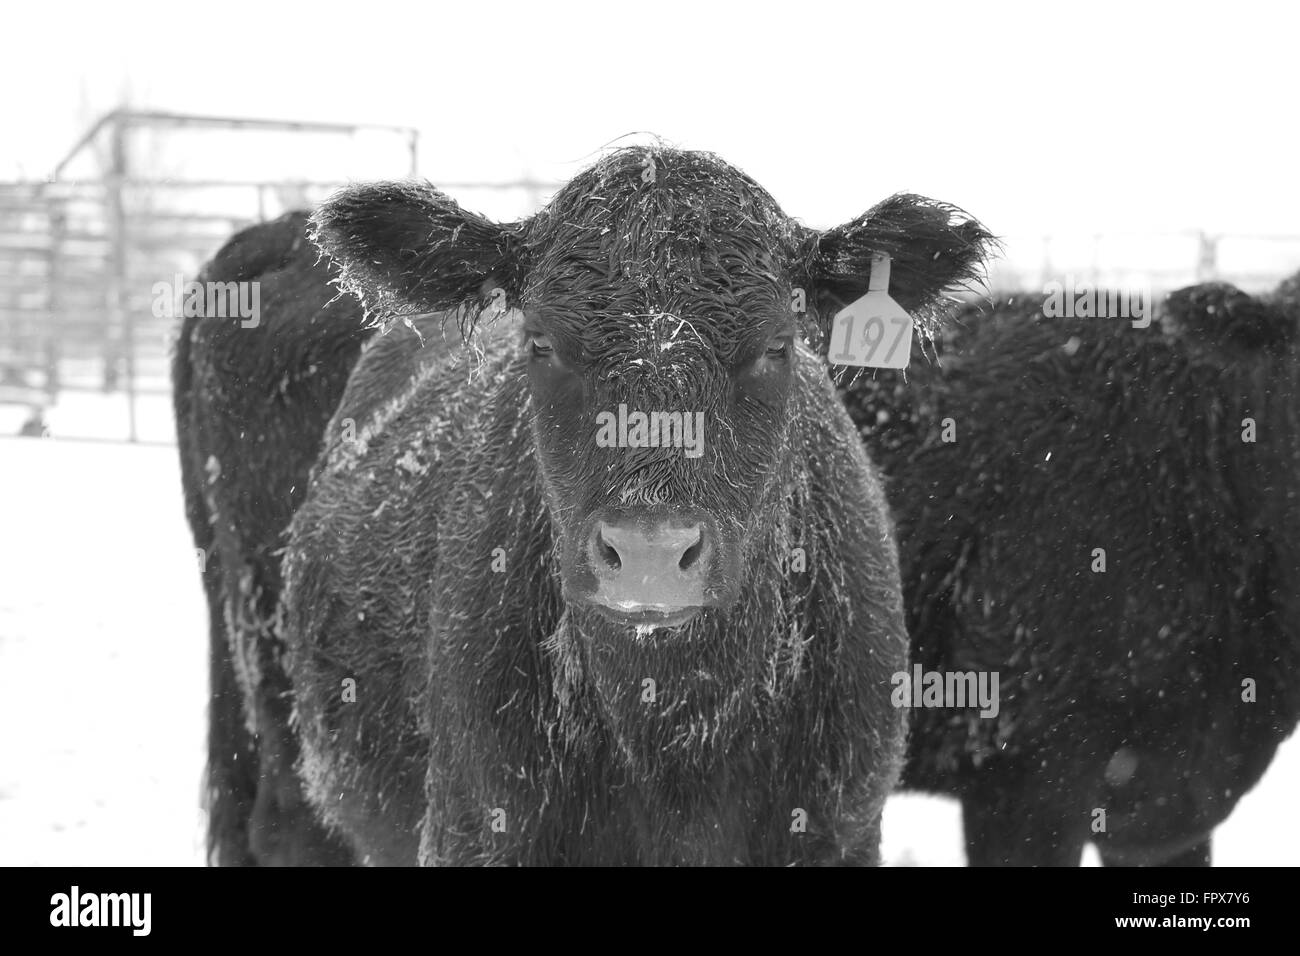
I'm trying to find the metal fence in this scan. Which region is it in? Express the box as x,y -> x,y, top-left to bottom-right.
0,110 -> 557,443
3,113 -> 1298,442
987,231 -> 1300,295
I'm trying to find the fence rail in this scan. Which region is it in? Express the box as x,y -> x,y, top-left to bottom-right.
4,110 -> 1299,443
0,110 -> 428,442
987,230 -> 1300,294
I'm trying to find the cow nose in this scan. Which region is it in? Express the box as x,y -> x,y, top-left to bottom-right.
588,519 -> 710,616
595,522 -> 705,573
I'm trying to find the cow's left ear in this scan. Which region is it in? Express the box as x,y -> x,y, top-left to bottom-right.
309,180 -> 526,325
802,193 -> 996,329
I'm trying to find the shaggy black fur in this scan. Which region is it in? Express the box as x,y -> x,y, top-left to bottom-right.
842,276 -> 1300,866
173,211 -> 372,865
177,146 -> 994,865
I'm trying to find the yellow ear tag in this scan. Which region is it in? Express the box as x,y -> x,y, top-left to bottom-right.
829,253 -> 913,369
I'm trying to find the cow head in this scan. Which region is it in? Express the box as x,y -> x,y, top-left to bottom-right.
313,148 -> 994,767
313,148 -> 989,639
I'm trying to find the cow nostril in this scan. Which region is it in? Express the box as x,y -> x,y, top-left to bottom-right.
595,525 -> 621,571
679,528 -> 704,572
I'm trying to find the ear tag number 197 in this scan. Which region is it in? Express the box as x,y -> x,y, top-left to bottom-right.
829,253 -> 913,369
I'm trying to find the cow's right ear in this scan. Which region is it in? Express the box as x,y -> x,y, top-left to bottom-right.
309,181 -> 526,323
801,193 -> 996,336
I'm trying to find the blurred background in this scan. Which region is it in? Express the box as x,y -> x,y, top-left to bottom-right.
0,0 -> 1297,864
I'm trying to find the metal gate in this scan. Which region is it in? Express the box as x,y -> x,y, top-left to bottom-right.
0,111 -> 428,442
0,111 -> 560,442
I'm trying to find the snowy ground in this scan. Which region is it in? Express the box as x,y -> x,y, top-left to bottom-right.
0,436 -> 206,866
1,433 -> 1297,866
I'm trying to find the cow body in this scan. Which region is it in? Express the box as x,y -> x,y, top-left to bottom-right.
175,146 -> 992,865
844,282 -> 1300,865
284,316 -> 908,865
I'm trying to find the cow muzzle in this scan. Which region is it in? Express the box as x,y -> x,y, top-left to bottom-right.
576,512 -> 735,627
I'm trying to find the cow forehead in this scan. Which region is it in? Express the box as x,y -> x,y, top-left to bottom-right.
524,149 -> 799,285
534,145 -> 793,224
520,149 -> 800,355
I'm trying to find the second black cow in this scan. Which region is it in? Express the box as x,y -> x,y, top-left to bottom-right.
844,277 -> 1300,865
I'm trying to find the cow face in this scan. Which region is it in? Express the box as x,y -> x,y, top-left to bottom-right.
311,147 -> 991,634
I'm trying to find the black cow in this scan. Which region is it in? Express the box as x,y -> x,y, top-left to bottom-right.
843,276 -> 1300,866
173,212 -> 364,865
174,146 -> 993,865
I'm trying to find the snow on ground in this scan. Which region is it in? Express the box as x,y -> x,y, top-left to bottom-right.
0,391 -> 175,446
1,433 -> 1297,866
0,436 -> 206,865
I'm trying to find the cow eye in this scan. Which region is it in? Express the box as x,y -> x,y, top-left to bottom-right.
765,336 -> 792,359
529,333 -> 554,357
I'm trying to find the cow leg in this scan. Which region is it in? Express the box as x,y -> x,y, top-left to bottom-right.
246,716 -> 355,866
960,771 -> 1090,867
1098,838 -> 1212,867
203,555 -> 258,866
1151,840 -> 1212,867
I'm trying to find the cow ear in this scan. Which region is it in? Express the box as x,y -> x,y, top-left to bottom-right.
309,181 -> 525,327
803,193 -> 996,335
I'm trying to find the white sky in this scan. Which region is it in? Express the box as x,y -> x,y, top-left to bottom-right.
2,0 -> 1297,242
